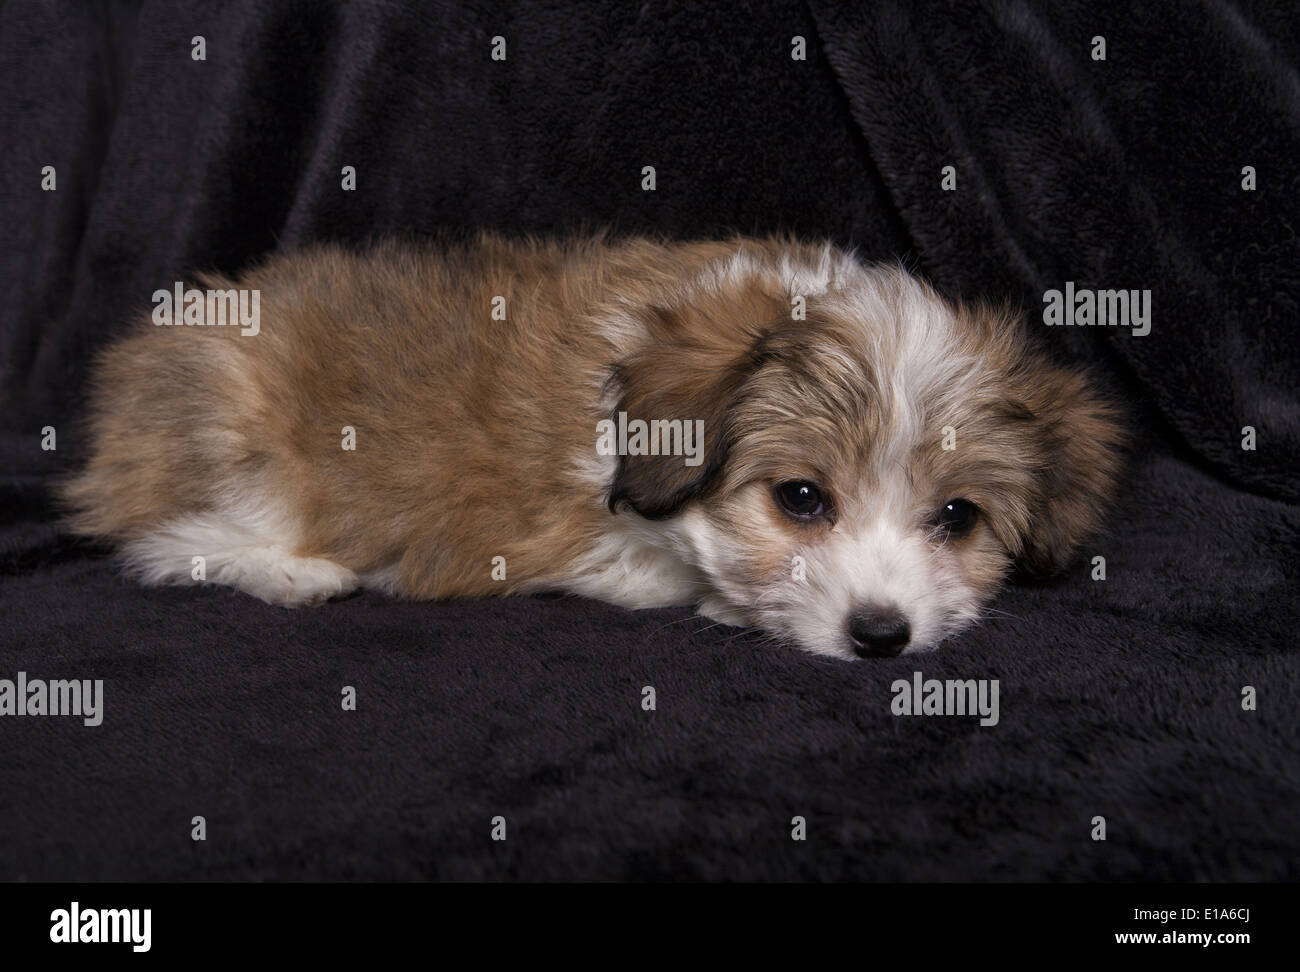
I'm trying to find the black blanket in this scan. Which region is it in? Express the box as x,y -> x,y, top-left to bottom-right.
1,0 -> 1297,880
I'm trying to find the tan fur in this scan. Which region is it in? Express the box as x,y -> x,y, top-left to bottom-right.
59,233 -> 1124,655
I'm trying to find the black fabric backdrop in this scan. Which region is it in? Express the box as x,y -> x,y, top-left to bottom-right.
1,0 -> 1297,880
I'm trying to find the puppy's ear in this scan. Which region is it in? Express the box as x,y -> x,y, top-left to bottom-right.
607,305 -> 771,519
1015,362 -> 1126,573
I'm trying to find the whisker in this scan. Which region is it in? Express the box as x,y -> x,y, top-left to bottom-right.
979,606 -> 1025,622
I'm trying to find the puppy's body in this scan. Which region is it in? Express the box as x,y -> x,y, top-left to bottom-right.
61,235 -> 1122,658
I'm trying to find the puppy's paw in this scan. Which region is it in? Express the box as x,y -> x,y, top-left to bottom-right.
123,514 -> 360,607
696,595 -> 748,627
262,555 -> 360,607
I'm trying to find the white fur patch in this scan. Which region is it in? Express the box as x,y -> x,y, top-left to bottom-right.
121,496 -> 357,607
546,514 -> 707,610
562,422 -> 712,611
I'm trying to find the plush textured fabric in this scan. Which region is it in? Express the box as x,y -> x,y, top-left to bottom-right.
1,0 -> 1296,880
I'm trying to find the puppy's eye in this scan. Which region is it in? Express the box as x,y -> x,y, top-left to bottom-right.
935,498 -> 979,536
774,481 -> 828,519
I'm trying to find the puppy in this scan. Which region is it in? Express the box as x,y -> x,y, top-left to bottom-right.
59,234 -> 1123,658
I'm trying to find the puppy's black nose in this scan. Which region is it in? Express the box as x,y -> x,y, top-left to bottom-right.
848,608 -> 911,658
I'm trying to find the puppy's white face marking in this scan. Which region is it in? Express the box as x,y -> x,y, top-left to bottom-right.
672,477 -> 988,660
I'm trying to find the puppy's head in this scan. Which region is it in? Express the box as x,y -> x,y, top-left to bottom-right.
609,242 -> 1124,658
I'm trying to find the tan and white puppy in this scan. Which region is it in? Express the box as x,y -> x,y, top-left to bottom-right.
59,234 -> 1123,659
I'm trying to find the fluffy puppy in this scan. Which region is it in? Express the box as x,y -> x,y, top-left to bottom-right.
59,234 -> 1123,658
